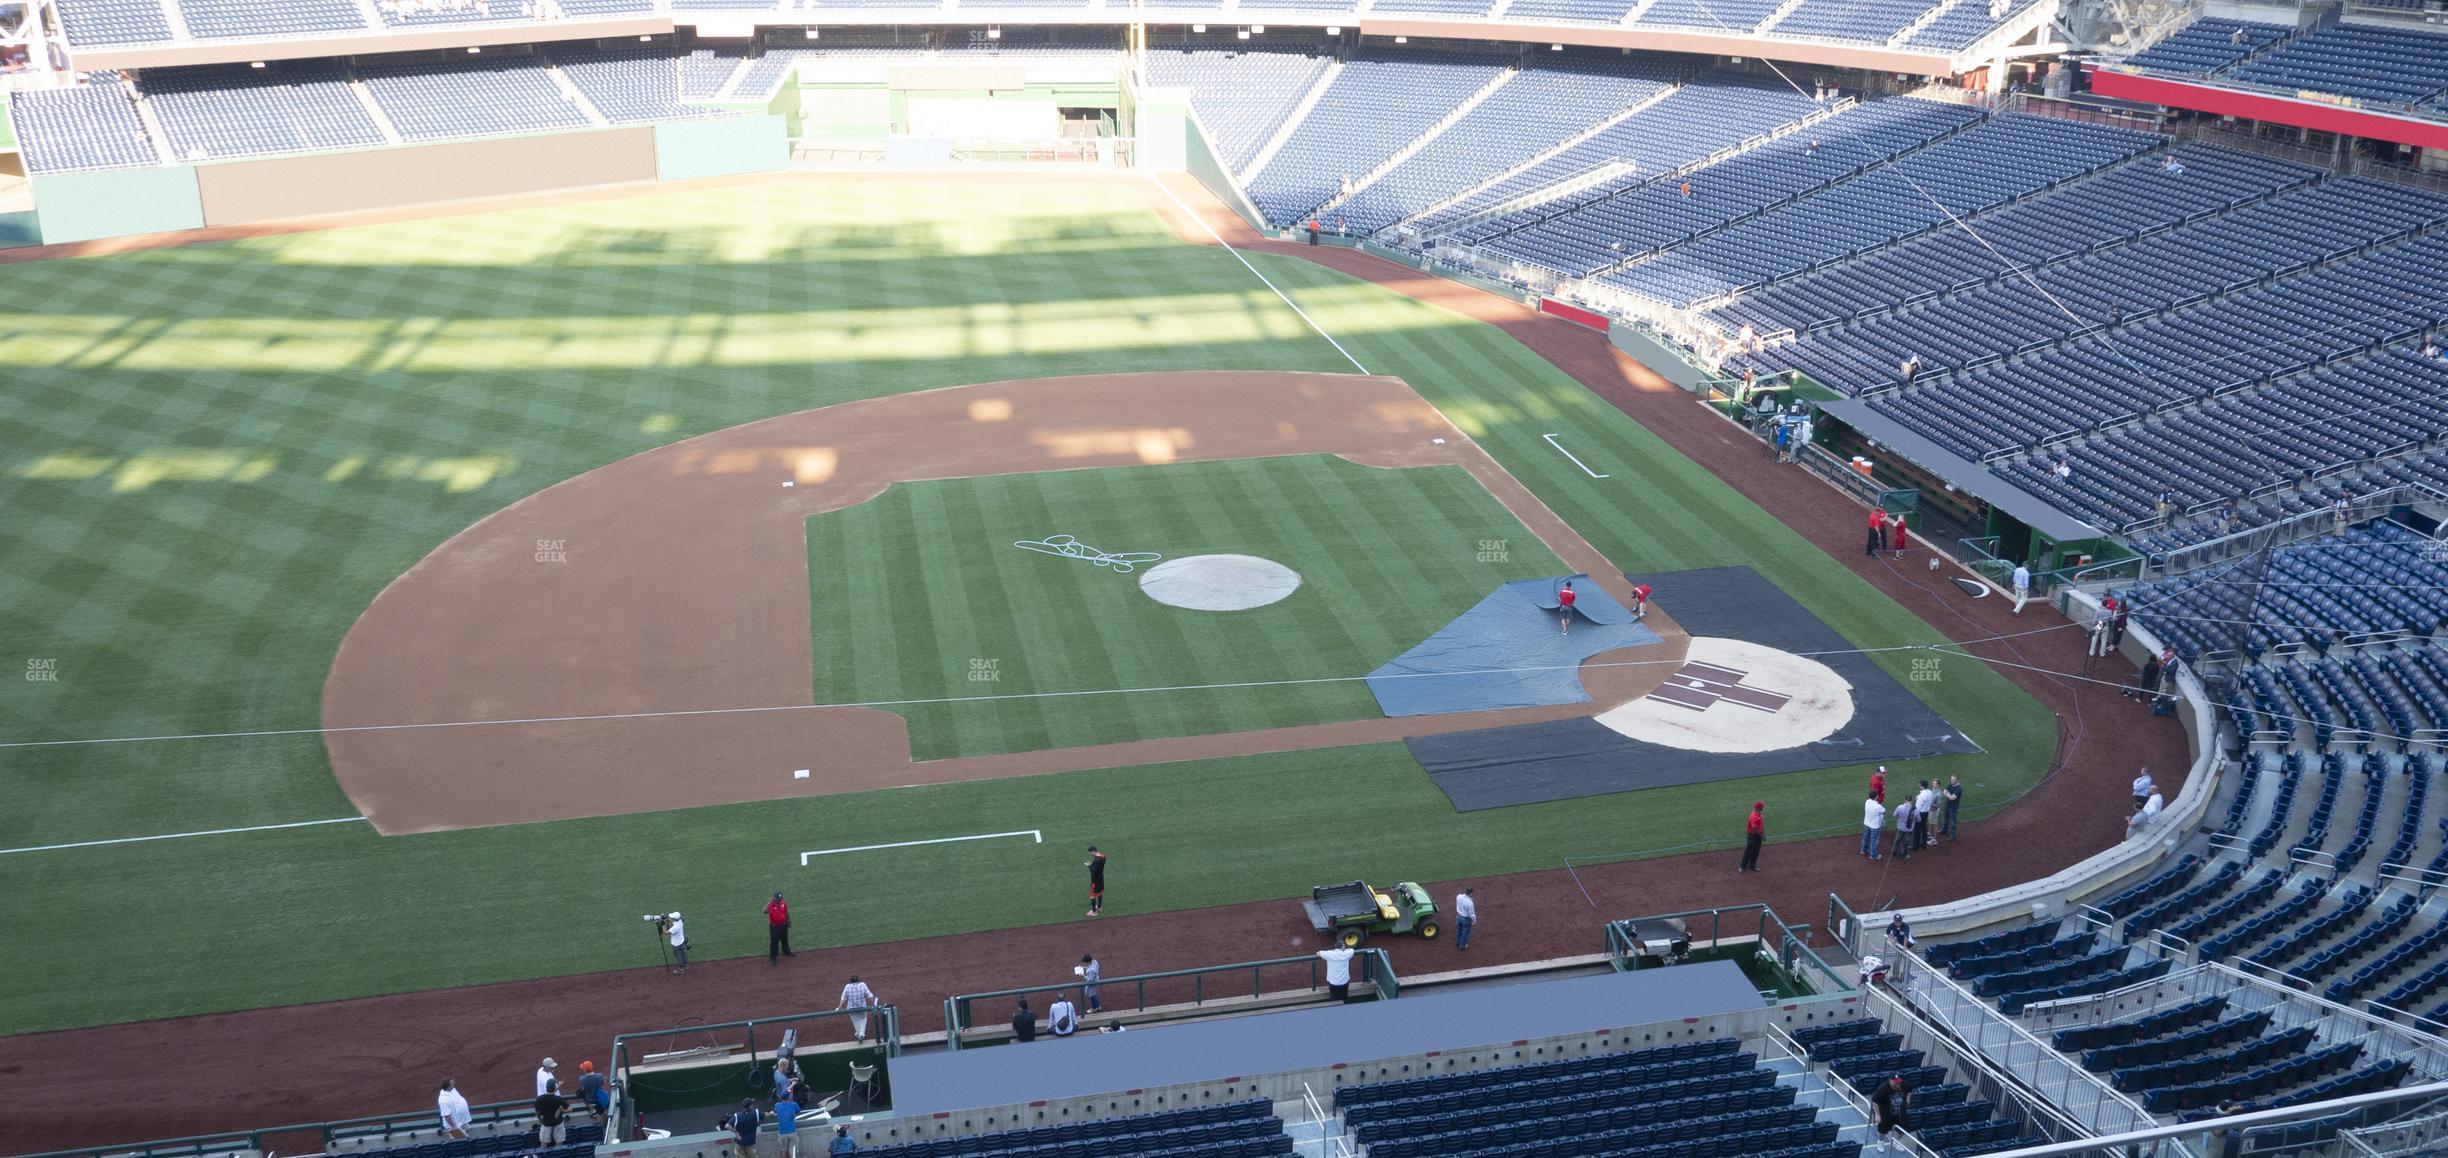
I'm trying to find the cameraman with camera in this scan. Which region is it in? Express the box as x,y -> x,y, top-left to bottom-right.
646,912 -> 690,973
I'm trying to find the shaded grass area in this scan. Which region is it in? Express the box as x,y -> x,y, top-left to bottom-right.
807,457 -> 1565,758
0,179 -> 2055,1034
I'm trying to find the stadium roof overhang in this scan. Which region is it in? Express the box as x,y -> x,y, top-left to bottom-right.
2089,65 -> 2448,152
1820,398 -> 2105,542
67,14 -> 674,71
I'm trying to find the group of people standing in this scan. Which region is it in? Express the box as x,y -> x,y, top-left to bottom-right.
1865,508 -> 1909,558
1860,766 -> 1963,861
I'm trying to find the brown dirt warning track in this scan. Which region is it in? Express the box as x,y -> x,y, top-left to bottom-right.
0,172 -> 2190,1155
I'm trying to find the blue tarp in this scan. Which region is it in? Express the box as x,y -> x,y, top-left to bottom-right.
1367,575 -> 1661,717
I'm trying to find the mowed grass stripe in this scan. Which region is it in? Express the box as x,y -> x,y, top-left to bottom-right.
805,456 -> 1557,757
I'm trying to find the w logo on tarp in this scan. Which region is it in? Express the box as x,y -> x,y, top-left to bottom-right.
1649,661 -> 1791,714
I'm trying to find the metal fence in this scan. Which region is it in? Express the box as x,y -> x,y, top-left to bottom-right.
1603,903 -> 1853,996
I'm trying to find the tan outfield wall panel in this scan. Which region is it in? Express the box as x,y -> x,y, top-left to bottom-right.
193,128 -> 660,226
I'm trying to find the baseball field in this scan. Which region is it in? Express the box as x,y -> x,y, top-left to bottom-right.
0,173 -> 2056,1038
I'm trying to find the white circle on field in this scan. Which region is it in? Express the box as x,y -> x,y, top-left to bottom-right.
1138,554 -> 1302,611
1595,636 -> 1855,753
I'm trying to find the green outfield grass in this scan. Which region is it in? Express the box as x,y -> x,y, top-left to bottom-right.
809,456 -> 1565,757
0,177 -> 2057,1036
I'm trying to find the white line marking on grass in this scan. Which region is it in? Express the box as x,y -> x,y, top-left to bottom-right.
0,815 -> 369,857
800,829 -> 1042,864
1147,174 -> 1369,376
1542,433 -> 1610,479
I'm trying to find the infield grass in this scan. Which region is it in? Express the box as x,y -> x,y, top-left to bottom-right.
808,456 -> 1566,757
0,176 -> 2058,1035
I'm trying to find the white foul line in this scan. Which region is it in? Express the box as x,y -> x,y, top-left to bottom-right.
1147,173 -> 1370,376
0,815 -> 369,857
800,829 -> 1043,865
1543,433 -> 1610,479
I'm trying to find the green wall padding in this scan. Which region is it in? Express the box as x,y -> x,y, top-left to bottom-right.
0,209 -> 39,249
33,165 -> 204,245
654,115 -> 790,182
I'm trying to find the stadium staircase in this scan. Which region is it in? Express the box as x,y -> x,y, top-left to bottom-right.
1457,91 -> 1853,247
1688,134 -> 2185,316
1390,82 -> 1684,236
155,0 -> 190,40
1315,66 -> 1520,218
126,88 -> 177,166
1583,104 -> 1992,279
1616,0 -> 1672,22
350,79 -> 407,144
710,56 -> 758,101
1750,0 -> 1815,37
542,62 -> 612,127
1236,59 -> 1344,189
1886,0 -> 1965,47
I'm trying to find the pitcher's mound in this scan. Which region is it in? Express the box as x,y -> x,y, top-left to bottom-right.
1595,636 -> 1854,753
1139,554 -> 1303,611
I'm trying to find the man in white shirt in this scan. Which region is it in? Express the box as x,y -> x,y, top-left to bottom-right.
2132,770 -> 2155,811
535,1058 -> 558,1097
2011,563 -> 2031,615
664,913 -> 689,973
1047,993 -> 1079,1037
437,1078 -> 472,1139
1454,889 -> 1478,951
1860,792 -> 1885,860
837,975 -> 877,1042
1914,781 -> 1938,850
1317,944 -> 1356,1002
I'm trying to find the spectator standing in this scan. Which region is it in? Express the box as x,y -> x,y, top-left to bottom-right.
2010,562 -> 2031,615
1889,512 -> 1908,556
1078,954 -> 1102,1013
837,975 -> 877,1043
1869,765 -> 1886,804
664,912 -> 689,973
1772,418 -> 1791,462
579,1061 -> 608,1122
536,1058 -> 559,1097
1914,781 -> 1938,850
1860,791 -> 1885,859
1866,509 -> 1887,558
1885,914 -> 1915,984
1870,1073 -> 1912,1155
2086,607 -> 2113,661
1084,846 -> 1106,917
724,1099 -> 763,1158
1941,776 -> 1963,842
2110,599 -> 2130,648
1010,998 -> 1036,1043
1891,798 -> 1917,862
535,1080 -> 571,1148
773,1089 -> 802,1158
829,1126 -> 858,1156
2131,769 -> 2155,811
1049,992 -> 1079,1037
437,1079 -> 472,1140
1454,888 -> 1477,950
766,893 -> 793,965
1318,943 -> 1357,1001
1738,801 -> 1766,873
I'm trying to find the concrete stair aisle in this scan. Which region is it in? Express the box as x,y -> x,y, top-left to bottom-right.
1396,82 -> 1682,236
1767,1056 -> 1879,1151
1316,65 -> 1519,217
1238,59 -> 1344,187
347,76 -> 407,144
157,0 -> 191,39
1888,0 -> 1963,45
543,60 -> 613,126
1749,0 -> 1814,35
124,88 -> 177,166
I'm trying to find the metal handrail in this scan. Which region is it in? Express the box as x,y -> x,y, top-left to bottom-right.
1761,1021 -> 1940,1158
1298,1082 -> 1354,1158
1890,945 -> 2158,1137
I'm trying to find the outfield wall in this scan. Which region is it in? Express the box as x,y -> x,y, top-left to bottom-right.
34,116 -> 791,244
194,128 -> 659,226
30,165 -> 206,244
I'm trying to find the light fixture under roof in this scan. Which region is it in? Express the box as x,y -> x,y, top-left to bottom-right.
1550,42 -> 1562,49
1192,21 -> 1205,31
1249,23 -> 1264,32
1236,28 -> 1248,38
249,59 -> 265,67
1394,34 -> 1407,42
988,24 -> 1001,37
1325,24 -> 1339,33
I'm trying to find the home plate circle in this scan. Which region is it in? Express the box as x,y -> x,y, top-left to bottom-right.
1139,554 -> 1302,611
1595,637 -> 1854,753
